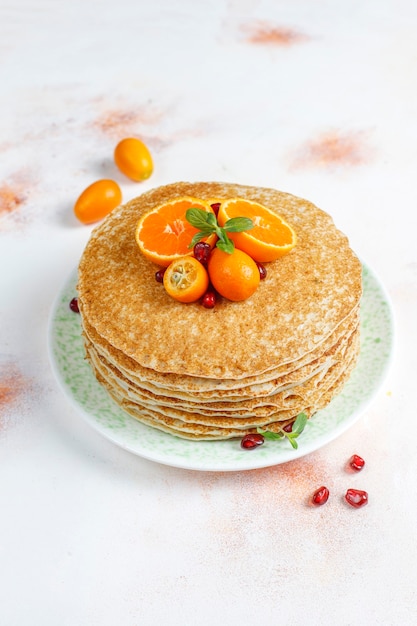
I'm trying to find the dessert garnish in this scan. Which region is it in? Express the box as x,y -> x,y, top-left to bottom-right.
186,207 -> 254,254
256,412 -> 308,449
163,256 -> 209,303
138,196 -> 296,304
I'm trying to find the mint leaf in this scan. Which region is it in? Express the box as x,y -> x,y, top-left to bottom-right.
186,208 -> 214,230
256,413 -> 308,450
257,428 -> 283,441
223,217 -> 254,233
185,205 -> 253,255
216,238 -> 235,254
292,412 -> 308,434
189,231 -> 211,248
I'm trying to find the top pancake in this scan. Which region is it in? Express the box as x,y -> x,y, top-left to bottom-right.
77,181 -> 362,379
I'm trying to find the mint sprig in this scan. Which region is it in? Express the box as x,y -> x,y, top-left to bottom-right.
186,208 -> 253,254
257,412 -> 308,450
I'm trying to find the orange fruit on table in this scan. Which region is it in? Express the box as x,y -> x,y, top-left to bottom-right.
163,257 -> 209,303
217,198 -> 296,262
208,247 -> 260,302
135,197 -> 217,267
74,179 -> 122,224
114,138 -> 153,181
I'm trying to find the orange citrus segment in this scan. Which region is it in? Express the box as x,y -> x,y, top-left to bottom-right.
217,198 -> 296,262
163,257 -> 209,303
135,197 -> 217,266
207,247 -> 260,302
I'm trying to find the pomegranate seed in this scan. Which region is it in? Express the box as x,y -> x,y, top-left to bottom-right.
283,423 -> 293,433
312,486 -> 330,506
69,297 -> 80,313
345,488 -> 368,508
201,290 -> 216,309
241,433 -> 265,449
350,454 -> 365,471
193,242 -> 211,265
256,262 -> 267,280
210,202 -> 221,216
155,269 -> 165,283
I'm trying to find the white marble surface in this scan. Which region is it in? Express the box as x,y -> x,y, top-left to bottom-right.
0,1 -> 416,624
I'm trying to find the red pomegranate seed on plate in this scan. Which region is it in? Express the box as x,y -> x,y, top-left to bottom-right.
345,488 -> 368,508
241,433 -> 265,449
69,297 -> 80,313
350,454 -> 365,471
312,486 -> 330,506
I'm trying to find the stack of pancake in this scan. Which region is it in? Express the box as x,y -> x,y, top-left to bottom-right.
77,182 -> 362,440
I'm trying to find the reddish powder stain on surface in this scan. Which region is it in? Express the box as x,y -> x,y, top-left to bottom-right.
243,21 -> 309,46
292,130 -> 372,169
93,107 -> 164,139
0,363 -> 32,430
0,182 -> 26,217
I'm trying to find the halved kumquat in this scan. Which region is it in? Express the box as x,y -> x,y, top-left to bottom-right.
163,257 -> 209,303
135,197 -> 217,267
217,198 -> 296,262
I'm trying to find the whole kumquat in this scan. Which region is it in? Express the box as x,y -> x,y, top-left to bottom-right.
207,247 -> 260,302
114,137 -> 153,182
163,256 -> 209,303
74,179 -> 122,224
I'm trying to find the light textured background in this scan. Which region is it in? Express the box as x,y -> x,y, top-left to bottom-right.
0,1 -> 415,624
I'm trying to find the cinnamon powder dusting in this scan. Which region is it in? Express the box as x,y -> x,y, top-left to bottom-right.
293,130 -> 371,169
0,364 -> 32,430
94,107 -> 163,138
0,183 -> 26,217
243,22 -> 308,46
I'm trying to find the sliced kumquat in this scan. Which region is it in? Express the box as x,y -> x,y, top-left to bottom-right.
207,247 -> 260,302
217,198 -> 296,262
163,257 -> 209,303
135,197 -> 217,267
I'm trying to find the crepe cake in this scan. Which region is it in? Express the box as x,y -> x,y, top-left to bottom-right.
77,182 -> 362,440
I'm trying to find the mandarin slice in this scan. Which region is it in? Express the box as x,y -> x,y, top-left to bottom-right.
218,198 -> 296,262
135,197 -> 217,267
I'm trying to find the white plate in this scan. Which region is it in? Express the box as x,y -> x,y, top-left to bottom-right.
48,263 -> 394,471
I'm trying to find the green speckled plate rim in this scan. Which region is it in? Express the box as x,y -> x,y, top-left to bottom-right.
47,262 -> 394,472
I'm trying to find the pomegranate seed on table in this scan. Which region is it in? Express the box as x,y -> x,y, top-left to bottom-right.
312,486 -> 330,506
349,454 -> 365,471
241,433 -> 265,449
69,297 -> 80,313
345,488 -> 368,508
